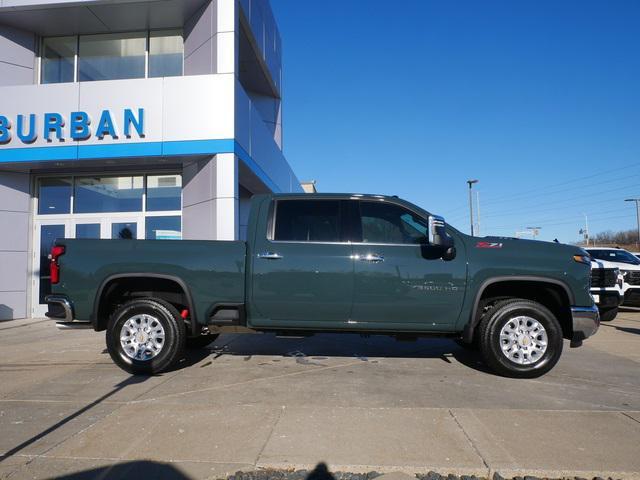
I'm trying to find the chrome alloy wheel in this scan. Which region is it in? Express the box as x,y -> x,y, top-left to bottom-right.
499,315 -> 548,365
120,314 -> 165,361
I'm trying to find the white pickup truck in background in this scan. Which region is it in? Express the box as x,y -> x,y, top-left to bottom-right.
587,247 -> 640,312
588,259 -> 622,321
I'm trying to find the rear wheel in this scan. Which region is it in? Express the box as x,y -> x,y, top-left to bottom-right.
478,299 -> 563,378
599,307 -> 618,322
106,298 -> 186,375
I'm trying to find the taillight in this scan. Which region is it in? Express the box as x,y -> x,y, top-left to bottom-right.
49,245 -> 65,285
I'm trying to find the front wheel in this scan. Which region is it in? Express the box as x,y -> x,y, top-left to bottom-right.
478,299 -> 563,378
599,307 -> 618,322
106,298 -> 186,375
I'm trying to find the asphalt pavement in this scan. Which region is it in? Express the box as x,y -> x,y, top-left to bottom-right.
0,310 -> 639,480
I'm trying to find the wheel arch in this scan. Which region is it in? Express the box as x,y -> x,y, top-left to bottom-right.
92,273 -> 198,336
463,276 -> 574,343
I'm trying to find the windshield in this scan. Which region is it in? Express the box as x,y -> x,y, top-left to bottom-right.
587,249 -> 640,265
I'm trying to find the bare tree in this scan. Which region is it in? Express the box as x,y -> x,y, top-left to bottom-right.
578,229 -> 638,250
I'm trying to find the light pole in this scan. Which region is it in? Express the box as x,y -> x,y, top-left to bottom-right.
476,191 -> 481,236
625,199 -> 640,248
467,179 -> 478,236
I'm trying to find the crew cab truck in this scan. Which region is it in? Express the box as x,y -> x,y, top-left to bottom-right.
46,193 -> 599,378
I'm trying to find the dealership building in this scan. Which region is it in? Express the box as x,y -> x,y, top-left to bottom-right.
0,0 -> 301,320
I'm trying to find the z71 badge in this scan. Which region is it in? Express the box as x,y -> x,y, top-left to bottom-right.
476,241 -> 503,249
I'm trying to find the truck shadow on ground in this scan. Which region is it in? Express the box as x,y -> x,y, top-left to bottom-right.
206,333 -> 492,374
34,460 -> 192,480
603,308 -> 640,335
600,323 -> 640,336
15,460 -> 340,480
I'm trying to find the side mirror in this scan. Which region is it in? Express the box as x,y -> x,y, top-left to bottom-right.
428,215 -> 456,260
428,215 -> 454,248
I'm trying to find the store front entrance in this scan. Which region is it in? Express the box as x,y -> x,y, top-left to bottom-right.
32,173 -> 182,317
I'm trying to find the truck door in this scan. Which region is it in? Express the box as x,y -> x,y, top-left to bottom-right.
350,200 -> 466,330
250,199 -> 354,328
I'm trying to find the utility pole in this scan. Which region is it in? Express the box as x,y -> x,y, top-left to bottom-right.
476,191 -> 481,237
625,199 -> 640,249
583,214 -> 589,246
467,179 -> 478,236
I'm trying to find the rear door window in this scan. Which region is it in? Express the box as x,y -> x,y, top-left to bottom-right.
273,200 -> 341,242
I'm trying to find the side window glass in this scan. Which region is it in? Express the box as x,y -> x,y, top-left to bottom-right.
360,202 -> 428,245
274,200 -> 341,242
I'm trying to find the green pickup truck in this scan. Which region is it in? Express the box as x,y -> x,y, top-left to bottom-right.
46,193 -> 599,378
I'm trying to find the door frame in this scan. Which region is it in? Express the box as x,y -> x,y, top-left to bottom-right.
31,219 -> 72,317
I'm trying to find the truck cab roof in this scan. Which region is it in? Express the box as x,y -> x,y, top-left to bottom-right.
271,193 -> 398,200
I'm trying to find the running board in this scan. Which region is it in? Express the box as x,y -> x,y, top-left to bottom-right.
56,321 -> 92,330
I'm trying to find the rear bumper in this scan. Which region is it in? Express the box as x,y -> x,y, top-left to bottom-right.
45,295 -> 91,329
570,305 -> 600,347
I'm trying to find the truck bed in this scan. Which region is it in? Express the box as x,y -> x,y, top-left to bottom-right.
52,239 -> 247,327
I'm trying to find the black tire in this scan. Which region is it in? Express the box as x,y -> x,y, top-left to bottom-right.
186,333 -> 220,349
599,307 -> 618,322
106,298 -> 186,375
478,298 -> 563,378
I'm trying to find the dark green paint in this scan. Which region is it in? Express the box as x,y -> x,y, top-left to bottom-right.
52,193 -> 593,333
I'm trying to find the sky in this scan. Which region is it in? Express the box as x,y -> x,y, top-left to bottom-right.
269,0 -> 640,244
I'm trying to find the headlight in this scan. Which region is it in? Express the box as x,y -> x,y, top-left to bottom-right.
573,254 -> 591,265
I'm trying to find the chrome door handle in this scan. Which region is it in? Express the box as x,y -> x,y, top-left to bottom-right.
355,253 -> 384,263
257,252 -> 283,260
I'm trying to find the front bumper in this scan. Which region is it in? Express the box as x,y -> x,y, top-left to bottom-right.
623,288 -> 640,306
590,289 -> 623,308
570,305 -> 600,347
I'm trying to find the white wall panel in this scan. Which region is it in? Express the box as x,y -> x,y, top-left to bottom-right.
215,31 -> 236,74
0,75 -> 237,151
0,82 -> 79,149
217,0 -> 235,33
78,78 -> 164,146
162,74 -> 235,142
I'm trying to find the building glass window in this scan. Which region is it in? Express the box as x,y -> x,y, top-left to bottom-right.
38,178 -> 72,215
75,224 -> 101,239
112,222 -> 137,240
41,36 -> 76,84
78,32 -> 147,82
146,216 -> 182,240
147,174 -> 182,211
149,30 -> 184,78
41,30 -> 184,84
74,176 -> 144,213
